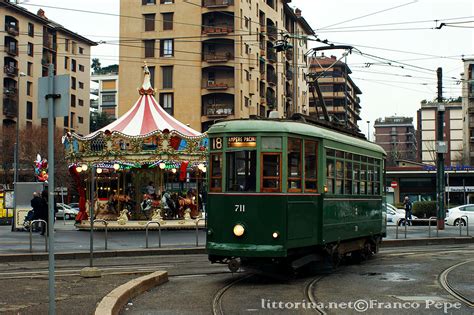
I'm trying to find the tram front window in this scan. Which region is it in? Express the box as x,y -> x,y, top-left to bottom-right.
226,150 -> 256,192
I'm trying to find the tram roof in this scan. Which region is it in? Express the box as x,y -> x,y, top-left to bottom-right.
208,119 -> 386,155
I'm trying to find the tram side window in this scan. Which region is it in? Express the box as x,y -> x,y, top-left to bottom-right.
335,160 -> 344,194
360,163 -> 367,194
288,138 -> 302,192
226,151 -> 256,192
345,161 -> 352,194
304,140 -> 317,192
261,153 -> 281,192
326,157 -> 335,194
374,160 -> 380,195
210,153 -> 222,192
353,162 -> 360,194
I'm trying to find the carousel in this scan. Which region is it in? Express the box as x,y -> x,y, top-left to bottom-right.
63,65 -> 208,230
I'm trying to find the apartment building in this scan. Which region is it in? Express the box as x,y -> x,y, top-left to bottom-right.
374,116 -> 417,166
417,101 -> 463,166
462,59 -> 474,165
91,73 -> 119,119
119,0 -> 314,132
308,55 -> 362,131
1,1 -> 96,136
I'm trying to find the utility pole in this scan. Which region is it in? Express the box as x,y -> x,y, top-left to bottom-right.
436,67 -> 446,230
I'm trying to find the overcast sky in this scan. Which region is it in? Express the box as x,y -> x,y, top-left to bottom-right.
20,0 -> 474,137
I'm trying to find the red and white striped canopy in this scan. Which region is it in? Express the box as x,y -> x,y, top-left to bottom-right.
90,66 -> 200,138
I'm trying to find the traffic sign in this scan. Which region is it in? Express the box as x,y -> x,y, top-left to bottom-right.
391,181 -> 398,189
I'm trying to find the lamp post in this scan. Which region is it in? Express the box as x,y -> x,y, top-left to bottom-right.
13,72 -> 26,227
367,120 -> 370,141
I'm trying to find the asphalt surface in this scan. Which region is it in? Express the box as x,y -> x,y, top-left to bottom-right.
0,221 -> 471,255
124,244 -> 474,315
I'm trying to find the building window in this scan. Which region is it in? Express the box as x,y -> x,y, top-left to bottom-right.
144,40 -> 155,58
64,57 -> 69,69
162,13 -> 173,30
72,41 -> 77,54
28,23 -> 34,37
78,99 -> 84,106
71,59 -> 76,72
79,64 -> 84,72
27,62 -> 33,76
79,81 -> 84,89
78,116 -> 84,124
160,39 -> 173,57
26,102 -> 33,120
161,66 -> 173,89
64,116 -> 69,127
149,66 -> 155,88
71,77 -> 76,90
27,81 -> 32,96
159,93 -> 173,115
142,0 -> 156,4
71,94 -> 76,107
79,47 -> 84,54
102,94 -> 116,104
65,39 -> 69,51
144,14 -> 155,31
70,112 -> 75,129
160,0 -> 174,3
27,43 -> 34,56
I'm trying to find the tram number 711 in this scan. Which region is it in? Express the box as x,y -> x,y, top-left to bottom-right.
235,204 -> 246,212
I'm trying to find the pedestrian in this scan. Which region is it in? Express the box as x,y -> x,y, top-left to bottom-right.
403,196 -> 413,225
146,181 -> 156,195
37,190 -> 49,235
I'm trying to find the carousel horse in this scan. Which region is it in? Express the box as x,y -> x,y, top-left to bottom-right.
161,192 -> 178,219
177,189 -> 199,219
117,209 -> 129,225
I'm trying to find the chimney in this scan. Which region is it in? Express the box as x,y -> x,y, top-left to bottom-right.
295,8 -> 302,17
37,9 -> 48,19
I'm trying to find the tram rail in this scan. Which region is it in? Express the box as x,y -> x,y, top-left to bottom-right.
439,259 -> 474,308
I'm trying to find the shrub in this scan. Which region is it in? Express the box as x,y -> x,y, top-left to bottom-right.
412,201 -> 437,218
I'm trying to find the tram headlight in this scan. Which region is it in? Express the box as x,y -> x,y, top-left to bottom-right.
323,185 -> 328,193
272,232 -> 279,239
233,224 -> 245,237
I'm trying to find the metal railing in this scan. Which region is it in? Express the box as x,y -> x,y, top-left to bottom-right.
145,221 -> 162,248
395,217 -> 438,239
93,219 -> 108,250
195,218 -> 206,247
459,215 -> 469,236
29,220 -> 48,252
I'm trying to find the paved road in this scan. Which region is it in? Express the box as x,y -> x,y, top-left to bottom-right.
126,244 -> 474,315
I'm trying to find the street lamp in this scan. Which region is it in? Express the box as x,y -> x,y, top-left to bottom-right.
367,120 -> 370,141
14,72 -> 26,184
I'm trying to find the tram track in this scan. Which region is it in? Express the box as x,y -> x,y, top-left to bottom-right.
304,275 -> 327,315
439,259 -> 474,308
212,273 -> 253,315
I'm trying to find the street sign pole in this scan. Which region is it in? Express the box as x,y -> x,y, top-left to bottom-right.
47,64 -> 56,315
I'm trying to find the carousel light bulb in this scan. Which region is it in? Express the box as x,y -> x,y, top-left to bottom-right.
81,164 -> 88,171
113,163 -> 120,170
76,165 -> 83,173
171,168 -> 177,174
96,167 -> 103,174
159,162 -> 166,169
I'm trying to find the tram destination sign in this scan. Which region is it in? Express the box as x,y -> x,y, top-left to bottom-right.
228,136 -> 257,148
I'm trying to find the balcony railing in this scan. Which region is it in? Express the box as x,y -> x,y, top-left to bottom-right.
286,69 -> 293,79
43,39 -> 57,51
205,104 -> 234,117
266,94 -> 276,108
205,81 -> 232,90
267,48 -> 277,63
203,52 -> 233,63
5,25 -> 19,36
3,98 -> 17,117
267,72 -> 277,85
267,25 -> 278,40
202,25 -> 234,35
4,65 -> 18,77
4,45 -> 18,56
285,49 -> 293,60
3,87 -> 18,97
202,0 -> 233,8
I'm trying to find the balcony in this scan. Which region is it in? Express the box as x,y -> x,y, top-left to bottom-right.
267,71 -> 277,85
267,47 -> 277,63
3,87 -> 17,97
3,97 -> 17,117
203,52 -> 233,63
4,65 -> 18,77
43,39 -> 57,51
205,103 -> 234,117
5,24 -> 19,36
202,25 -> 234,35
4,45 -> 18,56
202,0 -> 233,8
285,49 -> 293,61
286,69 -> 293,80
267,25 -> 278,40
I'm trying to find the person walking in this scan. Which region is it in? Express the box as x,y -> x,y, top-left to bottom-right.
38,190 -> 49,235
403,196 -> 413,226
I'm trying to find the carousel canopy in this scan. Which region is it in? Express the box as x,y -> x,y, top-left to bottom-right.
87,65 -> 200,139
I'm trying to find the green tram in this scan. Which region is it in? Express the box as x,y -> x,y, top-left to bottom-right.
206,118 -> 387,271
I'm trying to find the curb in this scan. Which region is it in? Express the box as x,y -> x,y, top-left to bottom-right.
0,247 -> 206,263
381,236 -> 473,247
95,270 -> 168,315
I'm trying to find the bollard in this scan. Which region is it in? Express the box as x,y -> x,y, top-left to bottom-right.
195,218 -> 205,247
93,219 -> 108,250
428,217 -> 437,238
404,218 -> 407,239
459,215 -> 469,236
145,221 -> 161,248
29,219 -> 48,253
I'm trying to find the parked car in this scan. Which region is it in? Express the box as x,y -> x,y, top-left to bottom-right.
56,203 -> 79,220
445,204 -> 474,226
386,204 -> 417,226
